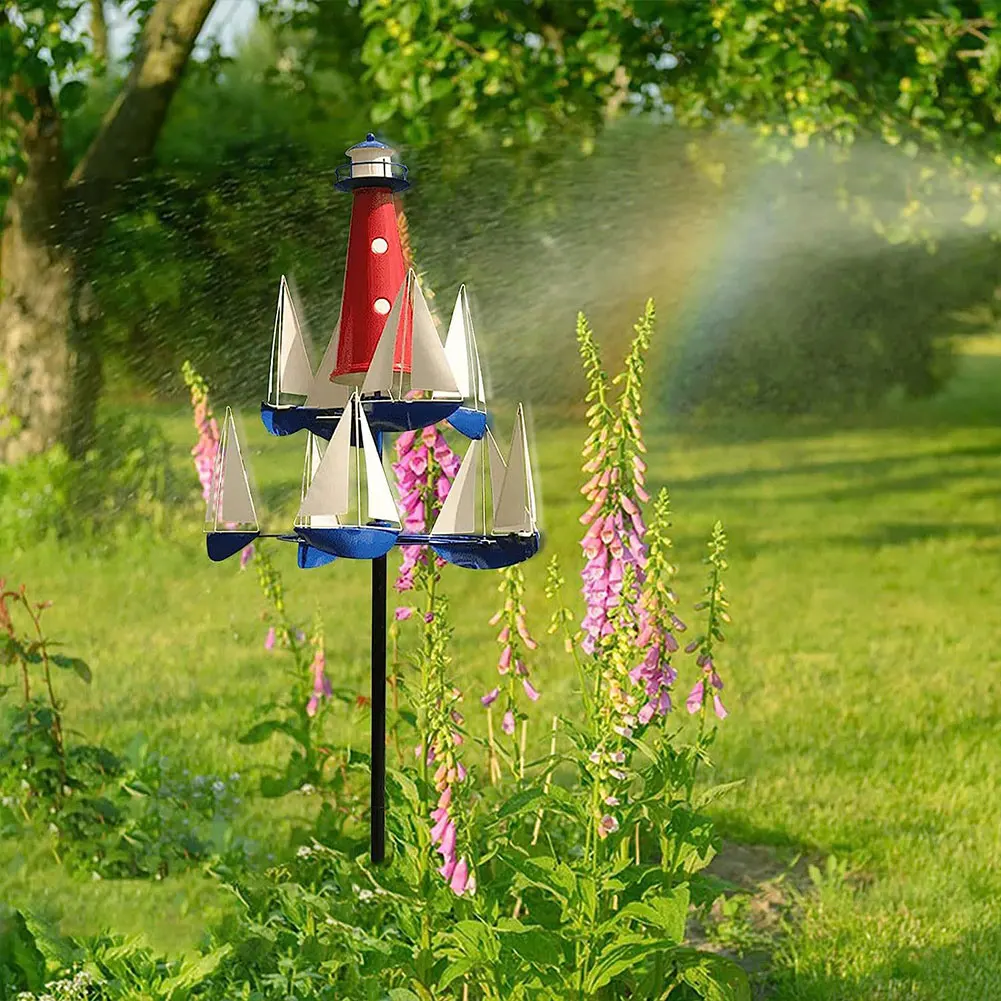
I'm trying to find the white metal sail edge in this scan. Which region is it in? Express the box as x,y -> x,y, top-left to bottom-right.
358,399 -> 401,524
409,274 -> 459,394
218,408 -> 258,527
277,279 -> 314,396
492,406 -> 533,535
305,317 -> 351,408
298,400 -> 352,519
521,407 -> 539,526
361,276 -> 407,396
430,439 -> 481,536
485,428 -> 507,523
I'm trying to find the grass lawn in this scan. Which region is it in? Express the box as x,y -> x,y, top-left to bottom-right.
3,336 -> 1001,1000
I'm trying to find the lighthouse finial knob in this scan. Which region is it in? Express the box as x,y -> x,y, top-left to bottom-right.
366,132 -> 376,142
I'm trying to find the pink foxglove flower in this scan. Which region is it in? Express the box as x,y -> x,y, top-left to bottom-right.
481,688 -> 499,707
264,626 -> 276,651
305,647 -> 332,717
686,681 -> 704,714
502,711 -> 516,736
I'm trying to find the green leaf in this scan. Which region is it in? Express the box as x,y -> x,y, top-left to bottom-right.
161,944 -> 232,997
384,990 -> 421,1001
0,909 -> 47,993
694,779 -> 745,810
0,635 -> 25,665
584,937 -> 680,993
50,654 -> 92,683
57,80 -> 87,113
492,787 -> 545,824
237,719 -> 296,744
609,885 -> 689,943
497,923 -> 562,968
507,853 -> 577,902
591,45 -> 621,74
676,950 -> 751,1001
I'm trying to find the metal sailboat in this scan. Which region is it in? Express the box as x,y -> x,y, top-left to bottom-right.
425,404 -> 541,570
205,408 -> 261,562
293,391 -> 402,559
434,284 -> 489,440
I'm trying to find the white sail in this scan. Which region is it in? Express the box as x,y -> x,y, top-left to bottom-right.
298,434 -> 339,527
485,428 -> 507,522
434,285 -> 486,405
277,279 -> 313,396
361,276 -> 407,395
437,290 -> 469,400
410,277 -> 459,394
298,400 -> 352,519
215,408 -> 258,527
357,400 -> 401,524
305,317 -> 351,408
430,439 -> 481,536
493,406 -> 534,534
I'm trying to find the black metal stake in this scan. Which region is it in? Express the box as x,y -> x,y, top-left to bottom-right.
370,552 -> 388,863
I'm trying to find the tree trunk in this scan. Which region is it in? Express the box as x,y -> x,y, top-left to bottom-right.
0,0 -> 217,463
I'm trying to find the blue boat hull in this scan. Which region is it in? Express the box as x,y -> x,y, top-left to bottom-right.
446,407 -> 488,440
206,531 -> 260,563
296,525 -> 400,560
429,532 -> 541,570
297,541 -> 337,569
261,400 -> 461,440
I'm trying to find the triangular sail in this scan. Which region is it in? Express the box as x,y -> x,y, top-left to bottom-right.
434,285 -> 486,406
211,408 -> 258,527
298,399 -> 352,518
357,400 -> 401,524
298,433 -> 339,527
277,279 -> 313,396
492,406 -> 533,534
361,277 -> 407,395
430,439 -> 481,536
436,290 -> 469,400
306,318 -> 351,408
410,278 -> 459,393
361,270 -> 458,397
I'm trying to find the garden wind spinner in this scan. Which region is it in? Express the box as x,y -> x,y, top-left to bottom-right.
203,134 -> 541,862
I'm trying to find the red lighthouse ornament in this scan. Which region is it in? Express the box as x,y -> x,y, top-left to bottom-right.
259,132 -> 490,440
331,135 -> 411,381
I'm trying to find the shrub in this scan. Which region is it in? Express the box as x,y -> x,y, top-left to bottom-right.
0,583 -> 246,881
0,415 -> 175,546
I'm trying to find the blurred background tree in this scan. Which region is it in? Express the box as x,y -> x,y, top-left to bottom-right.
3,0 -> 1001,462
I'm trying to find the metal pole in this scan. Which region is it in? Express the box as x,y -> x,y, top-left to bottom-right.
371,552 -> 387,863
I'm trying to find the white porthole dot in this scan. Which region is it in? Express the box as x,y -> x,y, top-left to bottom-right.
371,237 -> 389,254
373,297 -> 391,315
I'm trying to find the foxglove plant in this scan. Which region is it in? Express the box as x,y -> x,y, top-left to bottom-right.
686,522 -> 731,723
482,565 -> 540,783
181,361 -> 254,566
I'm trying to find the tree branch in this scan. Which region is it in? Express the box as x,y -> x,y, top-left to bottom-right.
89,0 -> 109,69
70,0 -> 217,192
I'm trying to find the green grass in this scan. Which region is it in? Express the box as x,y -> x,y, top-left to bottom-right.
3,338 -> 1001,998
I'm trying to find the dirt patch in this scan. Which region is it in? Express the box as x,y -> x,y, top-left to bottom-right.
686,840 -> 820,994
